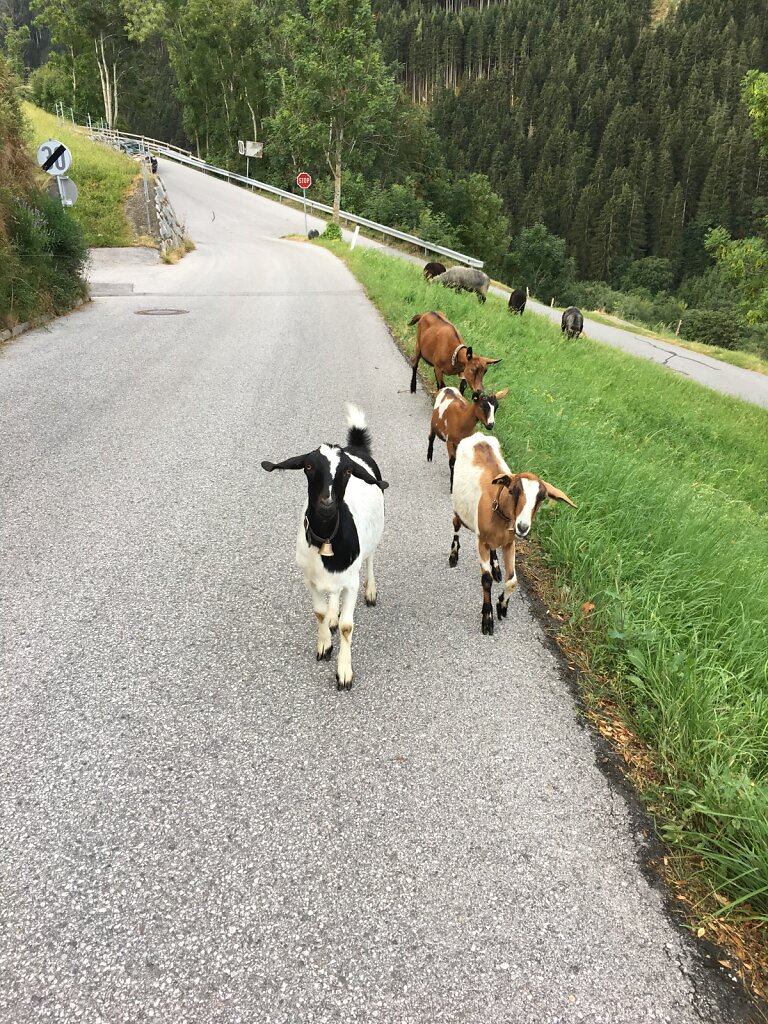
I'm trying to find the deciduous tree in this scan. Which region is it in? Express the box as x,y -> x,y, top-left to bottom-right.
268,0 -> 398,222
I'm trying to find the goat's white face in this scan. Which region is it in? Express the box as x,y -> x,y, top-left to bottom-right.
318,444 -> 341,505
515,478 -> 544,538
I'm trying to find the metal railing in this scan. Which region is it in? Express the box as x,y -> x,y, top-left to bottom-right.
85,126 -> 484,269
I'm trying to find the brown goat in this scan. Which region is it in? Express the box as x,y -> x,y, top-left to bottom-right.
427,385 -> 509,490
450,434 -> 576,634
408,311 -> 500,395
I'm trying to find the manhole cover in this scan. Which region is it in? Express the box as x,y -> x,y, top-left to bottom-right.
135,308 -> 189,316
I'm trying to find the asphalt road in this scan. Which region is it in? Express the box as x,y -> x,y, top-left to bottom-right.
0,160 -> 754,1023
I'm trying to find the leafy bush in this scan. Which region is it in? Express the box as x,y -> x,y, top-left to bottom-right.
620,257 -> 674,295
1,62 -> 88,329
565,279 -> 684,330
678,309 -> 748,350
1,190 -> 88,326
27,61 -> 74,110
323,221 -> 342,240
505,223 -> 576,303
677,265 -> 738,311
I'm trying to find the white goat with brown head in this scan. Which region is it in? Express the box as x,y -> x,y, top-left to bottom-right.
427,386 -> 509,490
449,434 -> 576,634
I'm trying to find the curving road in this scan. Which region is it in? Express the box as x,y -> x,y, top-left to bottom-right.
0,159 -> 754,1022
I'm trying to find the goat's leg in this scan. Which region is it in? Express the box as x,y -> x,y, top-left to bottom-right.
435,367 -> 445,390
477,539 -> 494,635
364,554 -> 377,607
410,348 -> 421,393
327,592 -> 340,633
427,430 -> 436,462
490,548 -> 502,582
496,542 -> 518,620
459,378 -> 467,395
449,513 -> 462,567
336,585 -> 358,690
310,586 -> 333,661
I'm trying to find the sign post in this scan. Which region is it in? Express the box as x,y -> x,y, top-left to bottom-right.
239,140 -> 263,184
296,172 -> 312,236
37,138 -> 74,208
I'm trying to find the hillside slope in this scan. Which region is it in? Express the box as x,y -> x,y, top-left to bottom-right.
375,0 -> 768,281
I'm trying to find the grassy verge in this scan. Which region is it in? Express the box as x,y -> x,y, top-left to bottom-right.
22,104 -> 138,246
322,241 -> 768,940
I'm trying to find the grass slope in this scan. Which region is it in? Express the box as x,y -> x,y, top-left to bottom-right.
23,104 -> 138,247
327,242 -> 768,924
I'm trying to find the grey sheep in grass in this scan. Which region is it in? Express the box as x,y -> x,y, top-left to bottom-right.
433,266 -> 490,304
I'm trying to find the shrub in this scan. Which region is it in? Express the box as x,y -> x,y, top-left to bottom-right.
505,223 -> 576,303
678,309 -> 748,350
620,257 -> 674,295
323,221 -> 342,240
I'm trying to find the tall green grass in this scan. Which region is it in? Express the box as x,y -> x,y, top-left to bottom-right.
331,243 -> 768,920
22,104 -> 138,247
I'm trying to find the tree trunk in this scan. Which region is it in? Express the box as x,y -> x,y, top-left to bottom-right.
333,126 -> 343,223
95,35 -> 112,127
112,61 -> 118,127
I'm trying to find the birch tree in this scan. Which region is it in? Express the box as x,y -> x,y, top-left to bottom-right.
32,0 -> 126,126
268,0 -> 398,223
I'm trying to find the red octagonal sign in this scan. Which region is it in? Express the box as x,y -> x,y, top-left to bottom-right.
296,172 -> 312,190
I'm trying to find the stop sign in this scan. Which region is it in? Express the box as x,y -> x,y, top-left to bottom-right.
296,172 -> 312,189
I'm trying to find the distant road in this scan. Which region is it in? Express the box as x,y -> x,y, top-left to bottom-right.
521,296 -> 768,409
157,153 -> 768,408
0,157 -> 751,1023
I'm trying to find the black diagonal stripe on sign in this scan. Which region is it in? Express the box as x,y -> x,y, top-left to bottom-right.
42,144 -> 66,172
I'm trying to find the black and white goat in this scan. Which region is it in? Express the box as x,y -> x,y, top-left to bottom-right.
261,406 -> 388,690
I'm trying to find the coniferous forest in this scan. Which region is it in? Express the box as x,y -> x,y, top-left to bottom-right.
2,0 -> 768,352
377,0 -> 768,281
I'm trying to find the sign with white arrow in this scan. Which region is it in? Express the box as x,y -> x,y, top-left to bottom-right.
36,138 -> 72,176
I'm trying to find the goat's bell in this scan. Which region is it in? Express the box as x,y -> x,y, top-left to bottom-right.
319,541 -> 334,557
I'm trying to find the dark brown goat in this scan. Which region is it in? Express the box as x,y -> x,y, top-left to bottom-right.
424,261 -> 447,280
408,311 -> 500,395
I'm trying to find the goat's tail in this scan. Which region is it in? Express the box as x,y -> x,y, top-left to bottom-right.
346,404 -> 371,453
407,313 -> 422,326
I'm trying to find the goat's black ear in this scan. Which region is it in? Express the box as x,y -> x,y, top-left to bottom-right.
262,454 -> 307,472
466,346 -> 474,358
472,389 -> 483,401
492,474 -> 511,488
345,462 -> 389,490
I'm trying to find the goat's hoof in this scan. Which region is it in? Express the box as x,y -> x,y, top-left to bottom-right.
336,672 -> 353,691
496,599 -> 507,619
482,614 -> 494,636
317,646 -> 333,661
365,596 -> 377,607
329,622 -> 338,634
492,564 -> 502,583
448,553 -> 458,568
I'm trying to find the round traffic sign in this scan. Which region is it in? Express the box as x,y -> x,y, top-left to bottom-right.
47,175 -> 79,207
296,172 -> 312,190
36,138 -> 72,176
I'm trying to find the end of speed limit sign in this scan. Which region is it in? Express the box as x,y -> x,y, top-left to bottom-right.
37,139 -> 72,176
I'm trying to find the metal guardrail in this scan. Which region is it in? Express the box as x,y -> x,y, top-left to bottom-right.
86,126 -> 484,269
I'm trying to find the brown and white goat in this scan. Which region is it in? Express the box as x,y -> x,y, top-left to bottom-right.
408,311 -> 500,395
427,385 -> 509,490
449,434 -> 576,634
